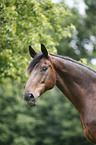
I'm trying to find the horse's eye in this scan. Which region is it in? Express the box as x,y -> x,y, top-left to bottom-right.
41,66 -> 48,72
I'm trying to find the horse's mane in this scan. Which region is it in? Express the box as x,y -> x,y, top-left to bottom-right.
27,52 -> 96,74
27,53 -> 43,73
50,53 -> 96,73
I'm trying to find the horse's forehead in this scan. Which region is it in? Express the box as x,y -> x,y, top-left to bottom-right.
40,57 -> 51,65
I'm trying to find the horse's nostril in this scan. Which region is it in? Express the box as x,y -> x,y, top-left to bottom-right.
29,93 -> 34,99
23,92 -> 34,102
23,95 -> 30,101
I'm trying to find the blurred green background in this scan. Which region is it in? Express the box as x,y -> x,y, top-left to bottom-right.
0,0 -> 96,145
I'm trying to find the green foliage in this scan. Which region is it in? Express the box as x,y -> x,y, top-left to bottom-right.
0,80 -> 93,145
57,0 -> 96,61
0,0 -> 75,81
0,1 -> 96,145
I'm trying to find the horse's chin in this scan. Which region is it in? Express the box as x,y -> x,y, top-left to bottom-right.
27,102 -> 36,107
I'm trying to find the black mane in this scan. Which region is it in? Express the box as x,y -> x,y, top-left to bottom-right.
27,53 -> 44,73
27,52 -> 96,74
50,53 -> 96,73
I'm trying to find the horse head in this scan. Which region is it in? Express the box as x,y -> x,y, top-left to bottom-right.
23,44 -> 56,106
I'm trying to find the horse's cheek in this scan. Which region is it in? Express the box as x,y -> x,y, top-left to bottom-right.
46,70 -> 56,89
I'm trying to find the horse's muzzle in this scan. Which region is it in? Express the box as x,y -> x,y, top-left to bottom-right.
23,91 -> 36,106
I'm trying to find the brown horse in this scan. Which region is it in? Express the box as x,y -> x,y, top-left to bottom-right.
23,44 -> 96,144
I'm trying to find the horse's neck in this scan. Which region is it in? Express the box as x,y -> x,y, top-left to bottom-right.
51,55 -> 96,143
51,55 -> 96,112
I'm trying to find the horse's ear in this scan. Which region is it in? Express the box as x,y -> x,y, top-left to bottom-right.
41,44 -> 48,58
29,46 -> 37,58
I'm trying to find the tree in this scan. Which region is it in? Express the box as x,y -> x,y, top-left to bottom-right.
0,0 -> 75,81
0,80 -> 93,145
84,0 -> 96,58
0,1 -> 95,145
57,0 -> 96,61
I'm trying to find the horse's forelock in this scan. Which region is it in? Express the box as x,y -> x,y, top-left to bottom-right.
27,53 -> 44,73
